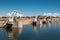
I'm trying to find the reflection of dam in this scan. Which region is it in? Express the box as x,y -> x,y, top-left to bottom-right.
3,27 -> 22,40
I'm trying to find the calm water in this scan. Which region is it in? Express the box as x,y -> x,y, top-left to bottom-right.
0,22 -> 60,40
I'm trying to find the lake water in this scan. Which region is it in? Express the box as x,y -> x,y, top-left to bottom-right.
0,22 -> 60,40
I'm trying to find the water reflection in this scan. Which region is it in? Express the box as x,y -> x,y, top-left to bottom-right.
32,25 -> 40,32
31,21 -> 52,32
3,27 -> 22,40
0,21 -> 60,40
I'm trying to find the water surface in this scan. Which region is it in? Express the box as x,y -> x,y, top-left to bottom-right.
0,22 -> 60,40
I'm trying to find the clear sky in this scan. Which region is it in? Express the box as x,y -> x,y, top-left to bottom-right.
0,0 -> 60,16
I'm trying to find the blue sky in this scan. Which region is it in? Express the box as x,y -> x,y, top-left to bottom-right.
0,0 -> 60,16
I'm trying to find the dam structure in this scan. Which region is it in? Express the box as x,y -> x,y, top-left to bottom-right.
0,10 -> 60,28
1,10 -> 23,28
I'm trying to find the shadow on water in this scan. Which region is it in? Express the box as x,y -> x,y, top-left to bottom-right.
3,24 -> 22,40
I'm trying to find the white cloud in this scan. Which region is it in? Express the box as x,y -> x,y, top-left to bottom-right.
7,13 -> 11,16
43,13 -> 60,17
43,13 -> 52,16
15,13 -> 23,17
0,14 -> 2,17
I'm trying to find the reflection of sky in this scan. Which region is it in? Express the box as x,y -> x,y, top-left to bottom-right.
0,0 -> 60,16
